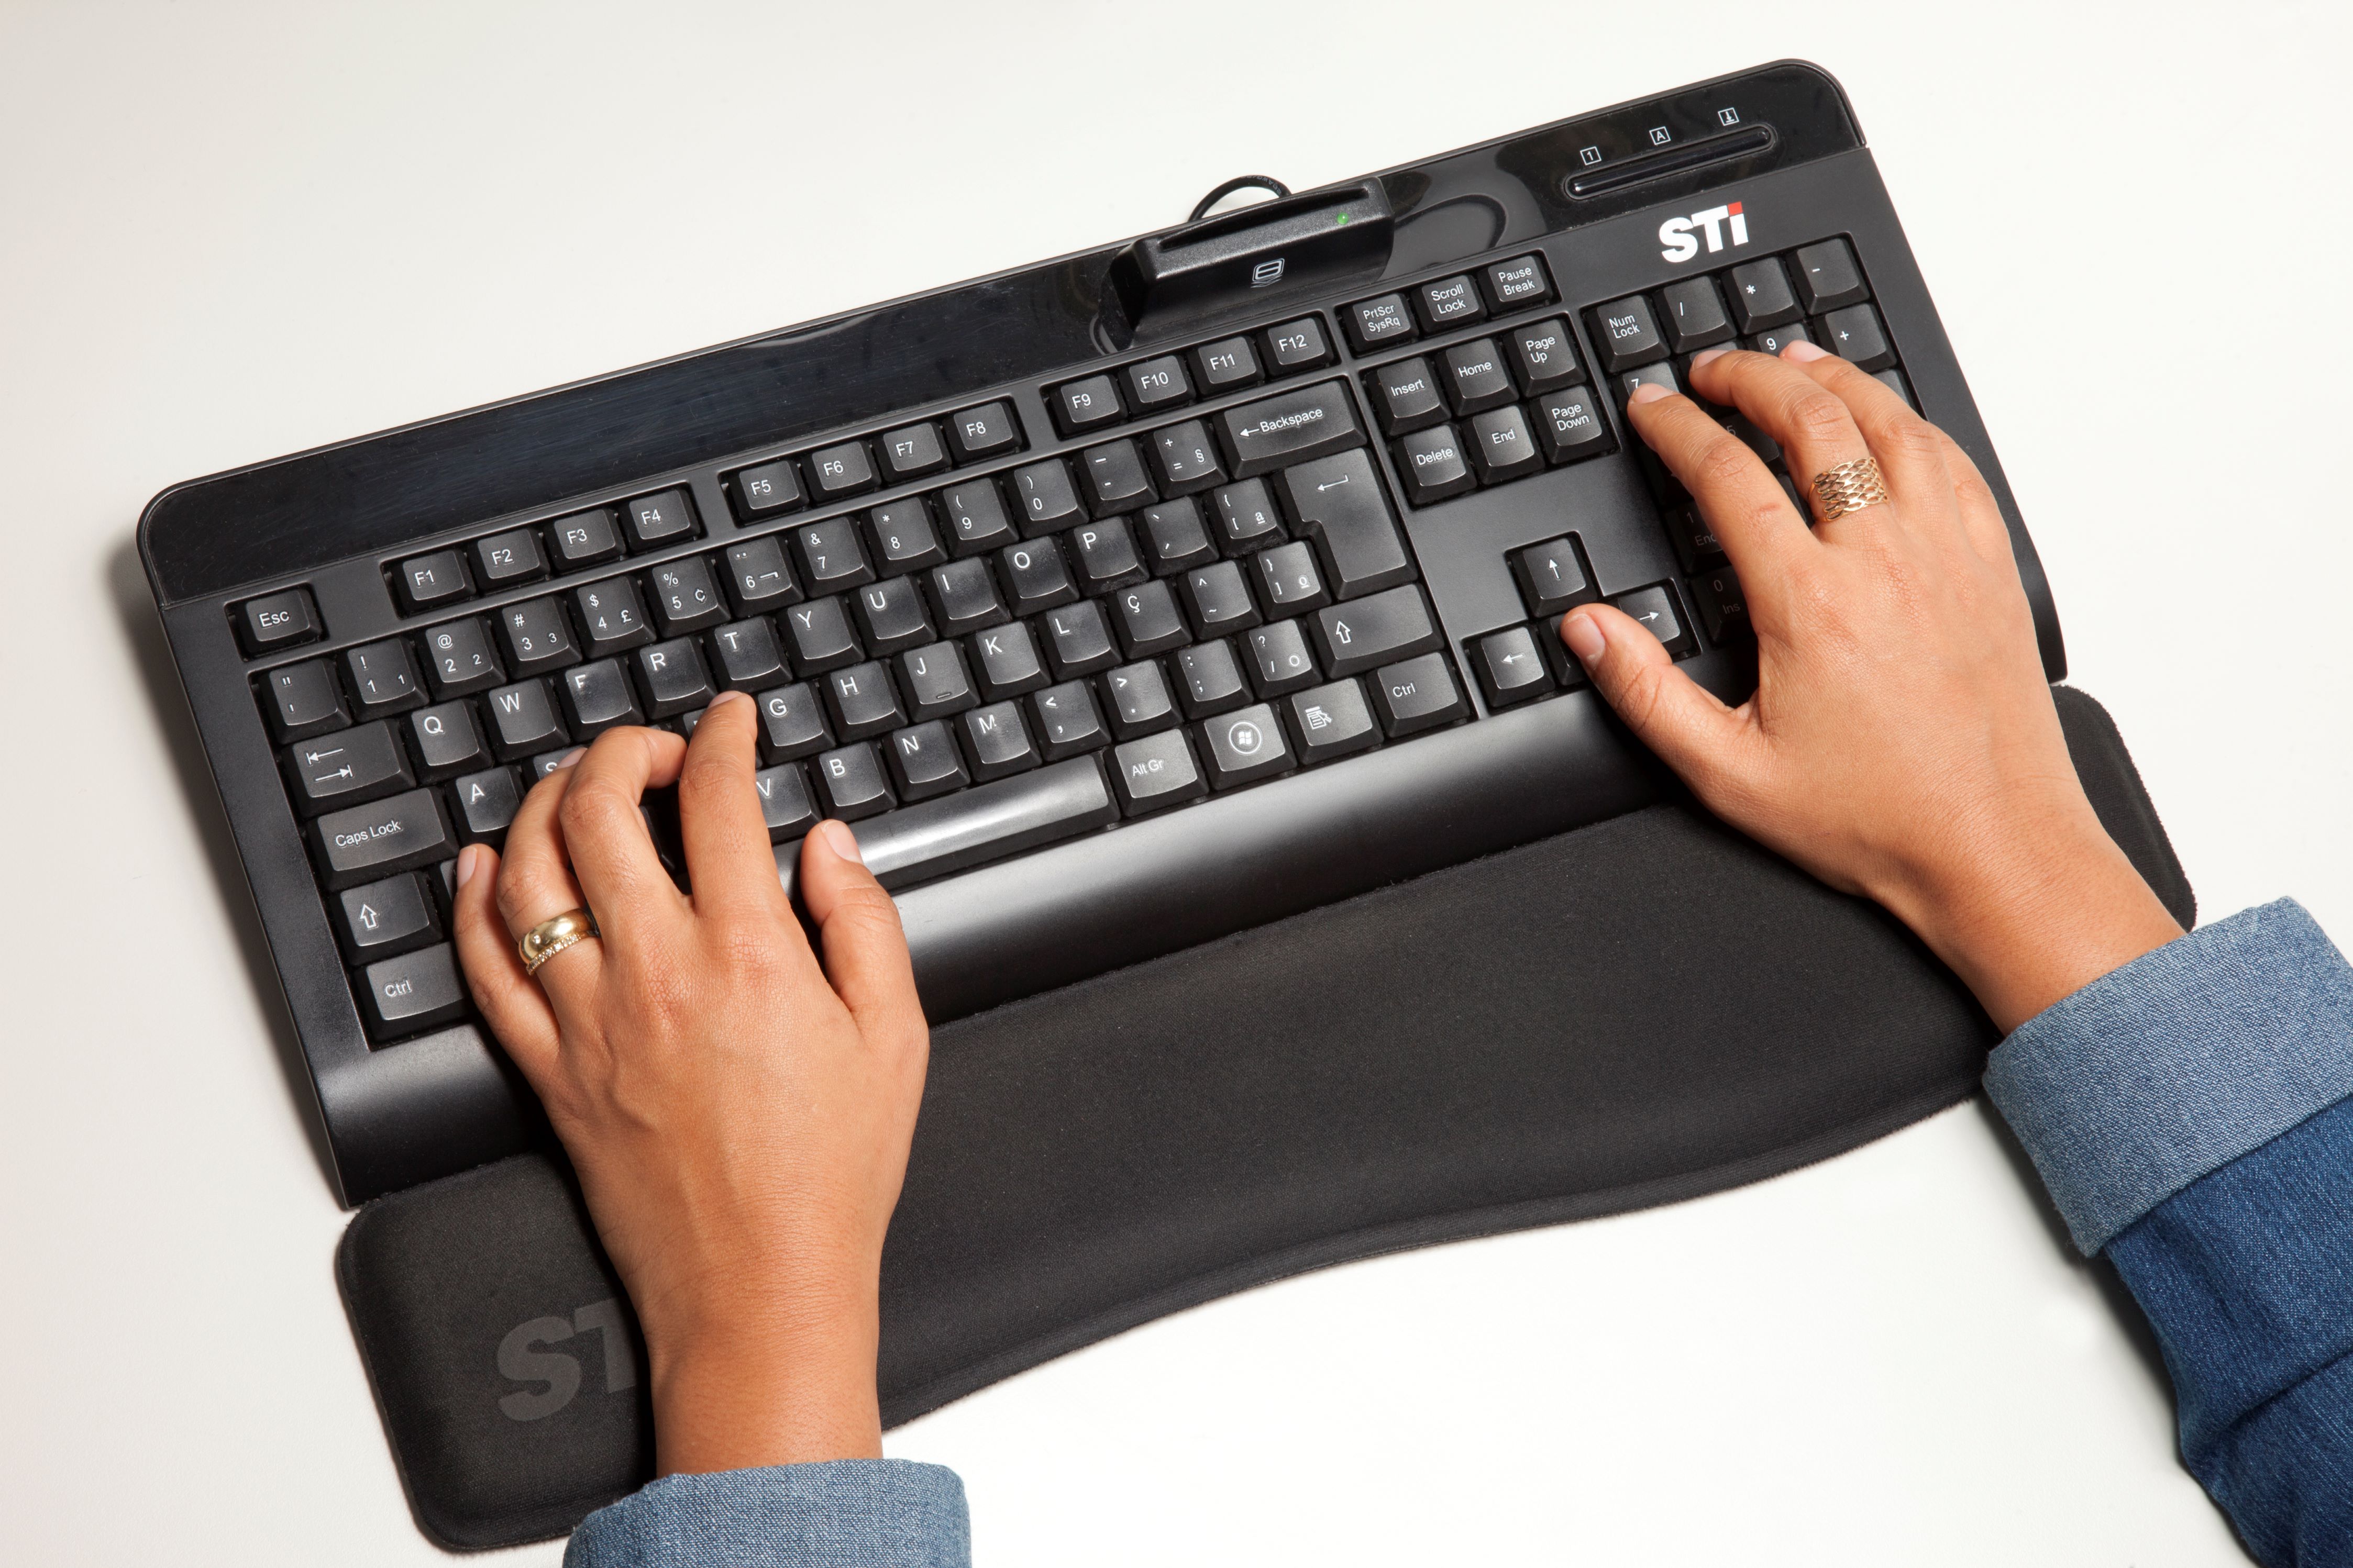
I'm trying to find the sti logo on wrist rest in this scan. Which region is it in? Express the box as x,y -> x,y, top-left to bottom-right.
1660,201 -> 1751,262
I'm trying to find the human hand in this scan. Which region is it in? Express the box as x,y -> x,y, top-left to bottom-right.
450,691 -> 928,1474
1563,342 -> 2180,1031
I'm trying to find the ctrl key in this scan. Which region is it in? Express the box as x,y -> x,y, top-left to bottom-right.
357,942 -> 470,1041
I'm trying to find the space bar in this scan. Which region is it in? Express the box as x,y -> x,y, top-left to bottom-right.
775,758 -> 1118,895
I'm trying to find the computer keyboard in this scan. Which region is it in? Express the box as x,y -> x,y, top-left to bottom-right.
140,61 -> 2064,1204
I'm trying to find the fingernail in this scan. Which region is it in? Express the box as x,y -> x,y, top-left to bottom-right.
708,690 -> 749,710
455,843 -> 484,889
1784,340 -> 1829,362
1691,347 -> 1730,369
1627,382 -> 1672,406
1562,610 -> 1606,663
555,747 -> 587,769
819,819 -> 864,865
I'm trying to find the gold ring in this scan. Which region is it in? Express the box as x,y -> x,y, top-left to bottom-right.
1811,456 -> 1890,521
518,909 -> 599,976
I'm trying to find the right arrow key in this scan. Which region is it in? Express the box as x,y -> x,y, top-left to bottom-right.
1608,583 -> 1696,658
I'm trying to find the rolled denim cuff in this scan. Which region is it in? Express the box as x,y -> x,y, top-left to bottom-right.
1984,899 -> 2353,1253
565,1459 -> 969,1568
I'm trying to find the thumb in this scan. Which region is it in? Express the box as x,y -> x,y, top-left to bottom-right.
796,819 -> 925,1041
1560,604 -> 1753,793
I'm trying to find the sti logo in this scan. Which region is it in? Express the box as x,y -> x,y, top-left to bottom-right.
1659,202 -> 1750,263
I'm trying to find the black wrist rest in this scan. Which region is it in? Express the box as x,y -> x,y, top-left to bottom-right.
337,686 -> 2192,1550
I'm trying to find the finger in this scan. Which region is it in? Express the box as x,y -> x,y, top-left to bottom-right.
676,692 -> 789,920
1625,371 -> 1816,599
1686,346 -> 1875,531
495,751 -> 605,1016
1783,344 -> 1961,536
1561,603 -> 1760,800
797,820 -> 925,1048
555,727 -> 690,940
450,843 -> 561,1089
1931,427 -> 2021,572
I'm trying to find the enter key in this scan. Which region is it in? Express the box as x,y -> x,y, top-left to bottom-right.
1278,449 -> 1417,599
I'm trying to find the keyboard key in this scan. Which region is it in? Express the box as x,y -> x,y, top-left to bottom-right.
284,721 -> 414,814
1473,625 -> 1553,707
1479,253 -> 1552,313
1312,584 -> 1440,676
946,400 -> 1021,462
1816,303 -> 1895,371
1012,459 -> 1086,536
754,763 -> 820,841
1506,319 -> 1583,394
1069,516 -> 1147,594
940,479 -> 1018,555
723,536 -> 802,614
1110,579 -> 1190,657
1692,568 -> 1751,644
344,639 -> 424,718
1367,357 -> 1447,435
1174,639 -> 1250,717
1278,450 -> 1415,600
451,764 -> 523,846
782,757 -> 1117,893
809,440 -> 878,501
1287,677 -> 1380,765
1214,381 -> 1364,477
730,457 -> 805,518
1533,388 -> 1612,463
1263,316 -> 1333,373
649,557 -> 728,635
959,702 -> 1039,781
1077,439 -> 1158,516
1747,321 -> 1814,357
623,489 -> 698,551
408,702 -> 489,781
1510,538 -> 1594,618
927,558 -> 1007,637
1252,540 -> 1329,615
1102,660 -> 1179,739
1200,702 -> 1294,788
1194,335 -> 1262,392
782,596 -> 863,673
634,638 -> 715,718
792,516 -> 875,594
1412,274 -> 1483,331
335,871 -> 440,962
755,682 -> 831,762
826,661 -> 904,740
1441,337 -> 1516,415
573,579 -> 653,657
485,679 -> 567,759
1664,506 -> 1727,573
1611,583 -> 1695,656
1051,374 -> 1125,436
1345,293 -> 1416,352
357,943 -> 469,1041
887,721 -> 970,802
1873,366 -> 1917,409
1123,354 -> 1192,412
971,620 -> 1050,698
1726,257 -> 1800,331
1659,276 -> 1734,352
1111,729 -> 1207,815
1394,425 -> 1474,505
1466,406 -> 1542,484
1148,419 -> 1228,495
1030,680 -> 1108,759
1590,294 -> 1666,371
239,586 -> 319,654
1179,560 -> 1261,637
1791,238 -> 1868,313
898,641 -> 977,723
1371,652 -> 1468,736
1000,537 -> 1078,617
866,499 -> 946,575
561,659 -> 645,737
1245,619 -> 1321,695
1619,362 -> 1680,406
853,575 -> 934,654
313,787 -> 456,889
549,507 -> 623,570
1041,600 -> 1119,677
1210,479 -> 1285,554
877,421 -> 948,483
1700,396 -> 1780,466
813,743 -> 894,819
422,617 -> 504,696
265,658 -> 349,740
1141,498 -> 1218,575
396,549 -> 472,613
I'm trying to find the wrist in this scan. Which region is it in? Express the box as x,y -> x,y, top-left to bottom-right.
642,1271 -> 886,1474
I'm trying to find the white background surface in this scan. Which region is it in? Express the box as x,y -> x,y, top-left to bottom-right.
2,2 -> 2346,1562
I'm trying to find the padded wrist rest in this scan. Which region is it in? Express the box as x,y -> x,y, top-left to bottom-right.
338,686 -> 2192,1550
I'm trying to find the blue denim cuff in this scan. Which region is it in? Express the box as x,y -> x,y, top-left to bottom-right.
565,1459 -> 969,1567
1984,898 -> 2353,1253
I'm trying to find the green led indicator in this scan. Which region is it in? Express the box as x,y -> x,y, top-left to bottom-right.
1335,213 -> 1350,225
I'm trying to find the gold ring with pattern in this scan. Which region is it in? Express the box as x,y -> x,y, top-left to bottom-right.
518,909 -> 600,976
1810,456 -> 1890,522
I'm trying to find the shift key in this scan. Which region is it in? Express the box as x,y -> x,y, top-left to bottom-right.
314,788 -> 456,889
1311,585 -> 1442,676
1214,380 -> 1365,477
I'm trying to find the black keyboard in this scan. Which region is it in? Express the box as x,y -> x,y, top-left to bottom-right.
139,61 -> 2063,1205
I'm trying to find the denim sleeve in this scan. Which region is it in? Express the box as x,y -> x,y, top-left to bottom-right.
564,1459 -> 969,1568
1983,898 -> 2353,1567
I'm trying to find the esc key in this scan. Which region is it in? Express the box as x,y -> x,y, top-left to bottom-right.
237,586 -> 321,655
